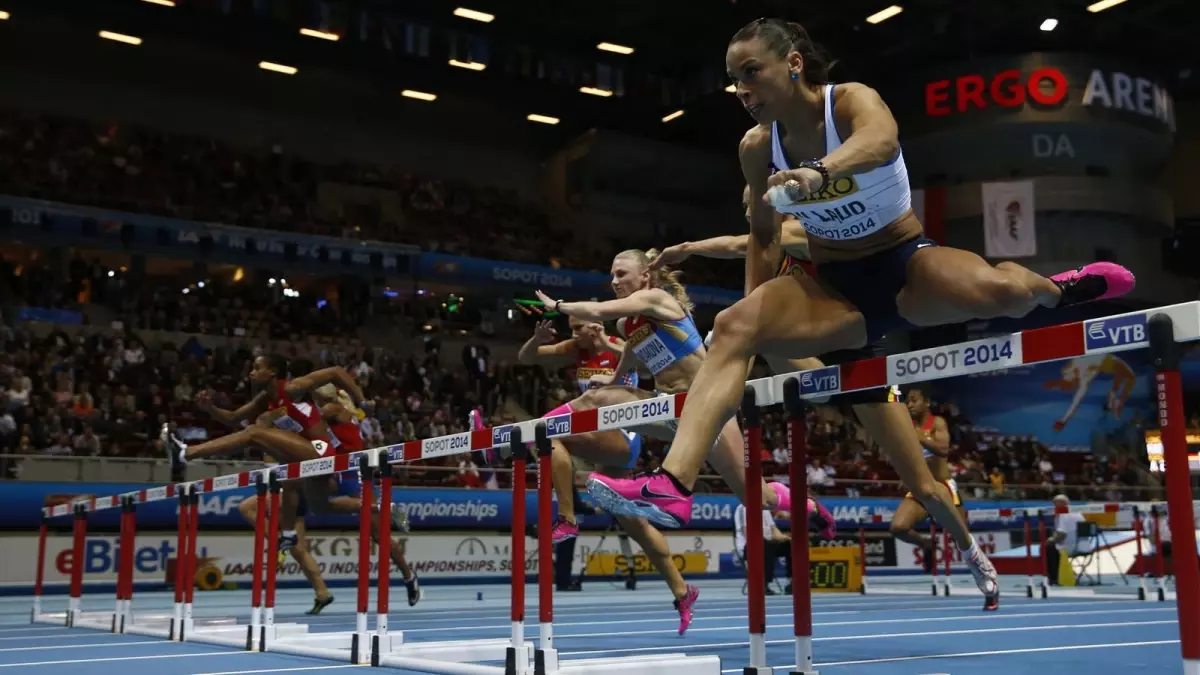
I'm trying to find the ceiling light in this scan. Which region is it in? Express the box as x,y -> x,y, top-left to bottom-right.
300,28 -> 339,41
527,114 -> 560,125
662,110 -> 684,123
597,42 -> 634,55
449,59 -> 486,71
580,86 -> 613,97
1087,0 -> 1127,11
140,0 -> 175,6
453,7 -> 494,23
259,61 -> 298,75
0,10 -> 9,20
725,84 -> 736,93
99,31 -> 142,46
402,89 -> 437,101
865,5 -> 903,24
1040,18 -> 1058,31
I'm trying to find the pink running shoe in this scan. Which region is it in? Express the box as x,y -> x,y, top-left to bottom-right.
1050,262 -> 1135,306
468,408 -> 499,465
674,584 -> 699,636
767,482 -> 792,515
808,497 -> 836,539
550,516 -> 579,544
586,471 -> 692,528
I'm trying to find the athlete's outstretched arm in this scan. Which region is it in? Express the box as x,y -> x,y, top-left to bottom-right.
197,390 -> 269,429
655,220 -> 810,266
534,289 -> 679,324
517,321 -> 577,365
286,367 -> 364,405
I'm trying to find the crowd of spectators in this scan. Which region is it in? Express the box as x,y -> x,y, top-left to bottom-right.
0,108 -> 741,289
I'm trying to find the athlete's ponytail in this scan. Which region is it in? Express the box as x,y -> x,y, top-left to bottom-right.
617,248 -> 695,314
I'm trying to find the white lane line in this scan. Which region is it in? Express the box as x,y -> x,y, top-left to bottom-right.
0,627 -> 72,634
564,619 -> 1178,657
0,651 -> 245,668
192,666 -> 367,675
724,639 -> 1181,672
554,606 -> 1176,640
396,598 -> 1150,635
0,640 -> 163,653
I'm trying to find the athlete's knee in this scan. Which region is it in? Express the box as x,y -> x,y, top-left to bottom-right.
888,521 -> 909,539
712,304 -> 758,349
243,424 -> 266,444
909,479 -> 944,505
238,498 -> 256,521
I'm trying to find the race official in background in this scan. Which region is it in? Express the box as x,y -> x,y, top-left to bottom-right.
735,503 -> 793,594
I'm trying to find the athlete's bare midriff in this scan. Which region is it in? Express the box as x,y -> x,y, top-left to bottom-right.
651,351 -> 705,394
808,212 -> 924,263
926,452 -> 951,483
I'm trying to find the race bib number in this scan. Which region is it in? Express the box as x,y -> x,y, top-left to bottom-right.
274,416 -> 304,434
631,333 -> 676,374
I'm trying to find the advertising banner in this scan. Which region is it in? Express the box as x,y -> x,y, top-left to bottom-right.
0,528 -> 1019,587
932,349 -> 1157,447
981,180 -> 1037,259
417,252 -> 741,307
1,483 -> 1062,532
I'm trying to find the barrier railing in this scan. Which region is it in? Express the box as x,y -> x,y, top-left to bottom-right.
30,301 -> 1200,675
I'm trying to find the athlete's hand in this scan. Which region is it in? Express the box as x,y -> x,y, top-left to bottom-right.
765,167 -> 825,204
532,320 -> 557,344
534,290 -> 561,313
588,374 -> 615,388
649,244 -> 691,269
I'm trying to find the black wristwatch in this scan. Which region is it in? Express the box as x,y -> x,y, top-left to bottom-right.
798,159 -> 829,194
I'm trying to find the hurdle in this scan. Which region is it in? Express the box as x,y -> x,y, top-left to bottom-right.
29,302 -> 1200,675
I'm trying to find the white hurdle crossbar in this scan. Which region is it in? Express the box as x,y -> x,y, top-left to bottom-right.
32,302 -> 1200,674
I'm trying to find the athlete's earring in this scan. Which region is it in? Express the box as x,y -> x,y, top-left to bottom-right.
791,72 -> 800,81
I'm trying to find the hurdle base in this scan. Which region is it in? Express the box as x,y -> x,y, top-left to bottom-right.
35,610 -> 109,631
535,647 -> 558,675
788,670 -> 820,675
267,627 -> 368,663
1183,658 -> 1199,675
556,654 -> 721,675
741,667 -> 773,675
389,637 -> 530,664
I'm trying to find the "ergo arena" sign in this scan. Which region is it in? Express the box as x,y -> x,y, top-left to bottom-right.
925,66 -> 1175,131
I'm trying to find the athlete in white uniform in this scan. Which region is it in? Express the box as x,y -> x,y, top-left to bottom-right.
587,18 -> 1139,611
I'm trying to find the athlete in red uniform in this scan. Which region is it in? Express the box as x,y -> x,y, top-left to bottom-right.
162,355 -> 364,467
163,357 -> 421,605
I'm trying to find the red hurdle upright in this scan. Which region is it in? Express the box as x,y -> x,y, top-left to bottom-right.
1147,313 -> 1200,675
782,378 -> 817,675
741,387 -> 768,674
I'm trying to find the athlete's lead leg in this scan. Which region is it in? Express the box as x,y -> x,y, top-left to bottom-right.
587,274 -> 865,527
